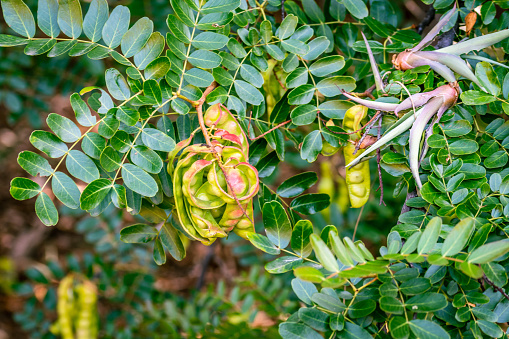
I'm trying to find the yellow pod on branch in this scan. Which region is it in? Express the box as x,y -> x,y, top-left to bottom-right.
342,105 -> 370,208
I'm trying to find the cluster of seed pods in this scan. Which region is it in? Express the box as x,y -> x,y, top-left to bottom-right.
344,7 -> 509,190
168,104 -> 259,245
53,275 -> 98,339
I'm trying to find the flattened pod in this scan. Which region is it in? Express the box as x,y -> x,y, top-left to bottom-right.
342,105 -> 370,208
57,275 -> 75,339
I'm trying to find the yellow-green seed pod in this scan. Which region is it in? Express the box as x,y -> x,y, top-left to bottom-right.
76,281 -> 98,339
342,105 -> 370,208
57,275 -> 75,339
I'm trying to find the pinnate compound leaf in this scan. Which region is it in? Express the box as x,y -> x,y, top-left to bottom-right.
153,238 -> 166,265
24,39 -> 56,55
130,145 -> 163,174
341,322 -> 372,339
330,232 -> 354,267
202,0 -> 240,14
192,32 -> 228,50
234,80 -> 263,105
278,14 -> 298,40
291,278 -> 318,305
293,266 -> 324,283
343,0 -> 368,19
299,308 -> 329,332
134,32 -> 165,70
160,222 -> 186,261
105,68 -> 130,101
406,293 -> 448,313
265,256 -> 302,274
300,130 -> 322,163
309,56 -> 345,77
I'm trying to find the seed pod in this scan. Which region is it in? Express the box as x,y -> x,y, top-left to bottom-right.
75,281 -> 98,339
321,120 -> 341,156
57,275 -> 75,339
465,11 -> 477,36
169,104 -> 259,245
342,105 -> 370,208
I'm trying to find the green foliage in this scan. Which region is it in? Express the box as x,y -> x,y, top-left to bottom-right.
3,0 -> 509,337
12,207 -> 298,338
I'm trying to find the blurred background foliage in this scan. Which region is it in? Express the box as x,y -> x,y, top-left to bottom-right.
0,0 -> 415,337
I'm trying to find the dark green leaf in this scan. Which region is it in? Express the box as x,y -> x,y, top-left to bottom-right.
291,193 -> 330,214
80,178 -> 112,210
29,131 -> 67,158
300,130 -> 322,162
279,323 -> 322,339
406,293 -> 448,313
298,308 -> 329,332
408,320 -> 450,339
263,201 -> 292,248
10,177 -> 40,201
120,224 -> 158,243
17,151 -> 53,177
278,172 -> 318,198
246,233 -> 280,255
144,56 -> 171,80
